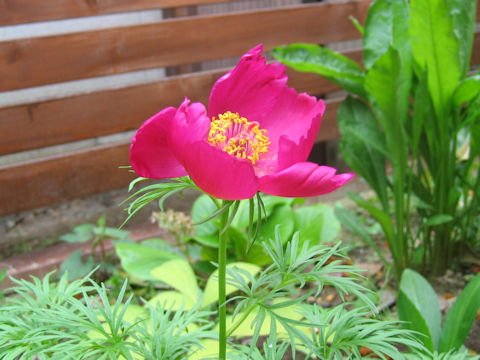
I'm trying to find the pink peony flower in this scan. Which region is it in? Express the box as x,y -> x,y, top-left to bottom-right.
130,45 -> 354,200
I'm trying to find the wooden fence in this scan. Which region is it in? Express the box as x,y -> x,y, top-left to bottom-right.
0,0 -> 479,217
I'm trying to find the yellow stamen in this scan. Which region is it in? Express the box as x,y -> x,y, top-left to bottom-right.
207,111 -> 270,164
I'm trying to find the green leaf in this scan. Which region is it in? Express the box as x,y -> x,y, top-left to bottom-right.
410,70 -> 432,157
219,299 -> 303,338
338,97 -> 389,158
192,233 -> 219,248
423,214 -> 454,228
349,15 -> 364,35
202,262 -> 260,308
365,46 -> 410,131
115,242 -> 179,281
409,0 -> 461,116
294,203 -> 340,245
257,204 -> 294,244
191,194 -> 219,236
0,269 -> 6,284
363,0 -> 409,70
397,269 -> 441,351
447,0 -> 477,77
188,339 -> 219,360
59,250 -> 95,281
232,195 -> 300,229
98,227 -> 131,241
438,273 -> 480,352
454,74 -> 480,108
242,205 -> 294,266
121,304 -> 148,325
334,206 -> 387,264
149,290 -> 196,311
151,259 -> 199,303
60,224 -> 94,243
272,43 -> 366,97
338,97 -> 389,209
141,238 -> 181,253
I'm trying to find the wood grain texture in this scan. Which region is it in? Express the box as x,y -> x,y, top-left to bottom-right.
0,143 -> 135,216
0,0 -> 239,25
0,1 -> 370,91
0,48 -> 362,155
0,97 -> 344,216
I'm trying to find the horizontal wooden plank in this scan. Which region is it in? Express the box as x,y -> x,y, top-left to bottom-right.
0,143 -> 135,216
0,48 -> 362,156
0,1 -> 370,92
0,0 -> 240,26
0,97 -> 343,216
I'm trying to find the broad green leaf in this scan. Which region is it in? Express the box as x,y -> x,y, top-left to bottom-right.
60,250 -> 95,281
202,262 -> 260,308
96,227 -> 131,240
192,233 -> 219,248
334,206 -> 387,264
447,0 -> 477,76
151,259 -> 199,303
141,238 -> 181,254
409,0 -> 461,117
365,46 -> 410,263
338,97 -> 389,209
115,242 -> 179,281
471,123 -> 480,156
257,204 -> 294,243
423,214 -> 454,228
188,339 -> 218,360
294,203 -> 340,245
191,194 -> 219,236
348,193 -> 395,253
337,97 -> 389,158
363,0 -> 409,70
463,93 -> 480,130
410,70 -> 432,158
0,269 -> 6,284
438,273 -> 480,352
217,299 -> 302,337
244,204 -> 295,266
149,290 -> 196,311
365,46 -> 410,131
122,304 -> 148,325
272,43 -> 366,97
454,74 -> 480,108
232,195 -> 301,229
398,269 -> 441,351
60,224 -> 94,243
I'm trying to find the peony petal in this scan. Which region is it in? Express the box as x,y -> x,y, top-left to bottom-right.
171,98 -> 211,145
260,87 -> 325,158
208,44 -> 288,124
180,141 -> 259,200
275,108 -> 322,172
259,162 -> 354,197
169,98 -> 211,158
130,107 -> 187,179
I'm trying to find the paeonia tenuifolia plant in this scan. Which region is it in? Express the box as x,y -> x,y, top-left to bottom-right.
127,44 -> 353,359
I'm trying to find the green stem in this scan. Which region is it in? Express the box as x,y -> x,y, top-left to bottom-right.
218,200 -> 230,360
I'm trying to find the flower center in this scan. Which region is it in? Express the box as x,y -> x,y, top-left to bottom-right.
207,111 -> 270,164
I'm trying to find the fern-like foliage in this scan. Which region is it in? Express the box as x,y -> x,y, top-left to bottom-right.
223,228 -> 427,358
0,272 -> 213,360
